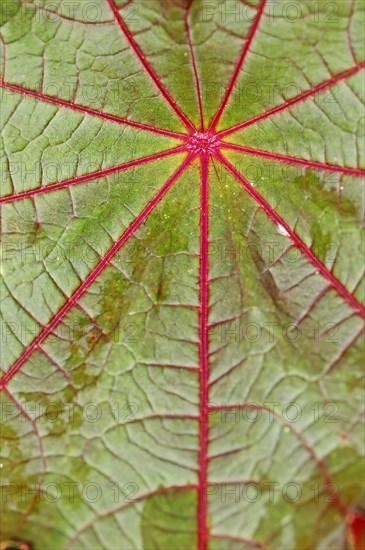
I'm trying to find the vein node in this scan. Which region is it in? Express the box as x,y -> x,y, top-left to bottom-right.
189,132 -> 218,153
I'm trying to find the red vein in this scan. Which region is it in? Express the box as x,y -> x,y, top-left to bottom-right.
0,34 -> 6,85
219,142 -> 365,177
207,479 -> 262,486
324,325 -> 365,375
106,0 -> 196,134
211,534 -> 271,550
209,0 -> 267,132
126,413 -> 199,424
217,62 -> 365,138
138,361 -> 199,372
208,403 -> 346,516
214,150 -> 365,319
0,81 -> 189,140
0,152 -> 196,390
198,150 -> 209,550
0,145 -> 188,204
185,0 -> 204,131
66,484 -> 199,549
121,0 -> 135,8
3,386 -> 47,529
20,2 -> 114,26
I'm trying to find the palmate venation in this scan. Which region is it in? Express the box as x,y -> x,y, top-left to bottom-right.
0,0 -> 364,549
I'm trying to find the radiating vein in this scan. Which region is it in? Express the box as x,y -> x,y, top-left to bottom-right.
0,152 -> 196,390
106,0 -> 196,134
214,150 -> 365,319
216,63 -> 365,138
0,145 -> 188,204
0,82 -> 189,140
198,150 -> 209,550
219,142 -> 365,176
185,0 -> 204,130
209,0 -> 268,131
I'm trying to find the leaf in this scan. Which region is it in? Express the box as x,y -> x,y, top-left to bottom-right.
0,0 -> 364,548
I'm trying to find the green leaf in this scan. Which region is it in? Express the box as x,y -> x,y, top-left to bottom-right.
0,1 -> 364,549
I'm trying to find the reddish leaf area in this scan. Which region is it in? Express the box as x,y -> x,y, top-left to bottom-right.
0,541 -> 33,550
347,509 -> 365,550
1,0 -> 364,548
